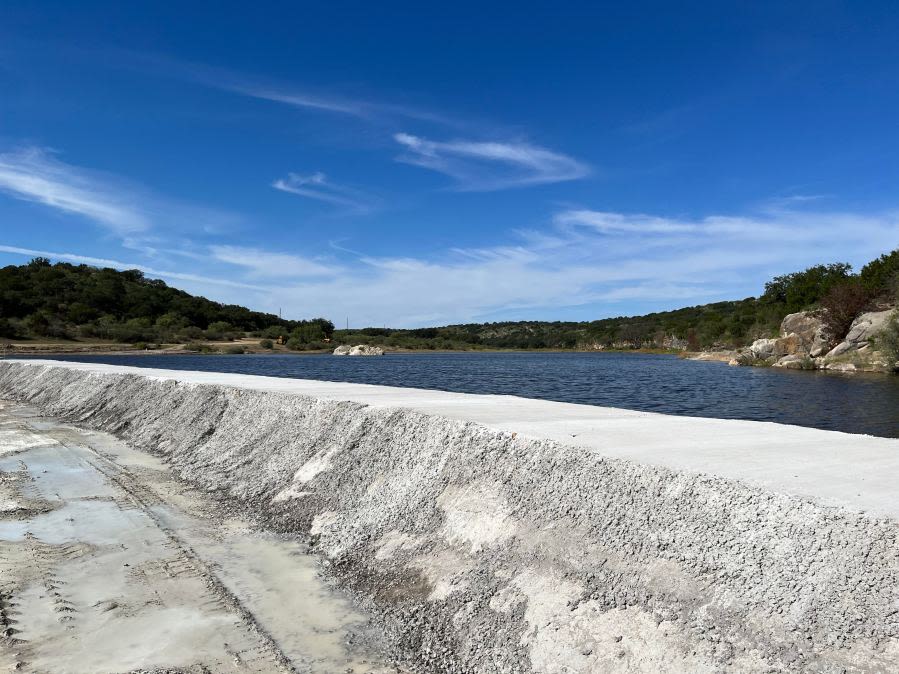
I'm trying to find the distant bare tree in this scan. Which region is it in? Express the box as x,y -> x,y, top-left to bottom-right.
686,328 -> 701,351
820,280 -> 872,344
618,323 -> 646,347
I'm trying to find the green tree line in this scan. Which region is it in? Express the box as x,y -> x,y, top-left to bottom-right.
1,249 -> 896,353
334,249 -> 899,352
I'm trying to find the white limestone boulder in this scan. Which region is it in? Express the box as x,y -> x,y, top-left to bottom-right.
333,344 -> 385,356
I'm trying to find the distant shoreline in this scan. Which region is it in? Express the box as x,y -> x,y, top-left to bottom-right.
1,340 -> 690,358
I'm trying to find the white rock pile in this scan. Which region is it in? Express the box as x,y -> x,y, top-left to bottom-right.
333,344 -> 385,356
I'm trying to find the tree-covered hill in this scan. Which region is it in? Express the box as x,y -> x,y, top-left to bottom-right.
1,249 -> 896,353
334,249 -> 899,351
0,258 -> 333,345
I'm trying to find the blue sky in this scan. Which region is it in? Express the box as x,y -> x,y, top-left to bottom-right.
1,1 -> 897,326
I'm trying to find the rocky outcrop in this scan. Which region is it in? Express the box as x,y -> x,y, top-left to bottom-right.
584,334 -> 688,351
732,308 -> 897,373
825,310 -> 894,358
746,337 -> 776,361
735,312 -> 827,367
333,344 -> 385,356
772,354 -> 813,370
688,350 -> 739,363
780,311 -> 831,357
658,335 -> 688,350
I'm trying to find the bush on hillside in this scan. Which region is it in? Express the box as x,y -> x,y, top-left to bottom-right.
860,249 -> 899,296
0,318 -> 23,339
110,317 -> 155,343
877,313 -> 899,372
205,321 -> 238,340
25,312 -> 51,337
184,342 -> 215,353
819,279 -> 872,344
175,325 -> 204,341
261,326 -> 281,339
286,337 -> 329,351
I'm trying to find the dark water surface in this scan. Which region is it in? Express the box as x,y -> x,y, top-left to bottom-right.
16,352 -> 899,438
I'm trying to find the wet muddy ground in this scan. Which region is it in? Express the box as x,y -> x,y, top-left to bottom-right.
0,400 -> 398,674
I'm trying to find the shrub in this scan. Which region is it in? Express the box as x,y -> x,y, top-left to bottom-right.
286,338 -> 329,351
184,342 -> 215,353
0,318 -> 22,339
25,312 -> 51,337
110,317 -> 156,343
175,325 -> 204,341
224,345 -> 246,354
154,312 -> 188,341
259,339 -> 274,349
798,356 -> 817,370
261,325 -> 287,339
819,279 -> 872,344
205,321 -> 238,341
878,313 -> 899,372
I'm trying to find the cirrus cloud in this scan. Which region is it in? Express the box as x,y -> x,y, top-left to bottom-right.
0,146 -> 242,247
0,147 -> 149,234
209,244 -> 339,279
3,203 -> 896,328
394,133 -> 590,191
272,172 -> 379,213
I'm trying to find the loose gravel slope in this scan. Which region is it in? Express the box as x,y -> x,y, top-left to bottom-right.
1,360 -> 897,673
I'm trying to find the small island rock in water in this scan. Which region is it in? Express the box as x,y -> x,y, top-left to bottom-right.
333,344 -> 385,356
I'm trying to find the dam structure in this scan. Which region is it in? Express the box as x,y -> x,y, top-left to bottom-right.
1,359 -> 897,673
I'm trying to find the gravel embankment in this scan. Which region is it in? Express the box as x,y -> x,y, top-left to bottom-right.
1,360 -> 897,673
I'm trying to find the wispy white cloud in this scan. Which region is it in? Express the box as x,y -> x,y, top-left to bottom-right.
0,148 -> 149,234
0,147 -> 242,244
56,49 -> 457,127
209,244 -> 339,278
228,85 -> 366,117
553,207 -> 899,244
208,75 -> 459,126
272,172 -> 378,213
554,210 -> 697,234
4,205 -> 896,328
394,133 -> 590,191
252,206 -> 899,326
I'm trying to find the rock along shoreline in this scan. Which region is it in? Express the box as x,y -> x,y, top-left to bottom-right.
692,308 -> 898,374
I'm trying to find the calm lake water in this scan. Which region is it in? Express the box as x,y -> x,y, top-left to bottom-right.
16,351 -> 899,438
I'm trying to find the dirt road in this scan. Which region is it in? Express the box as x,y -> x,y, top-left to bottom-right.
0,400 -> 397,674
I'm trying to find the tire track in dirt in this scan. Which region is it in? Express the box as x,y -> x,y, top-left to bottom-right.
1,402 -> 397,673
